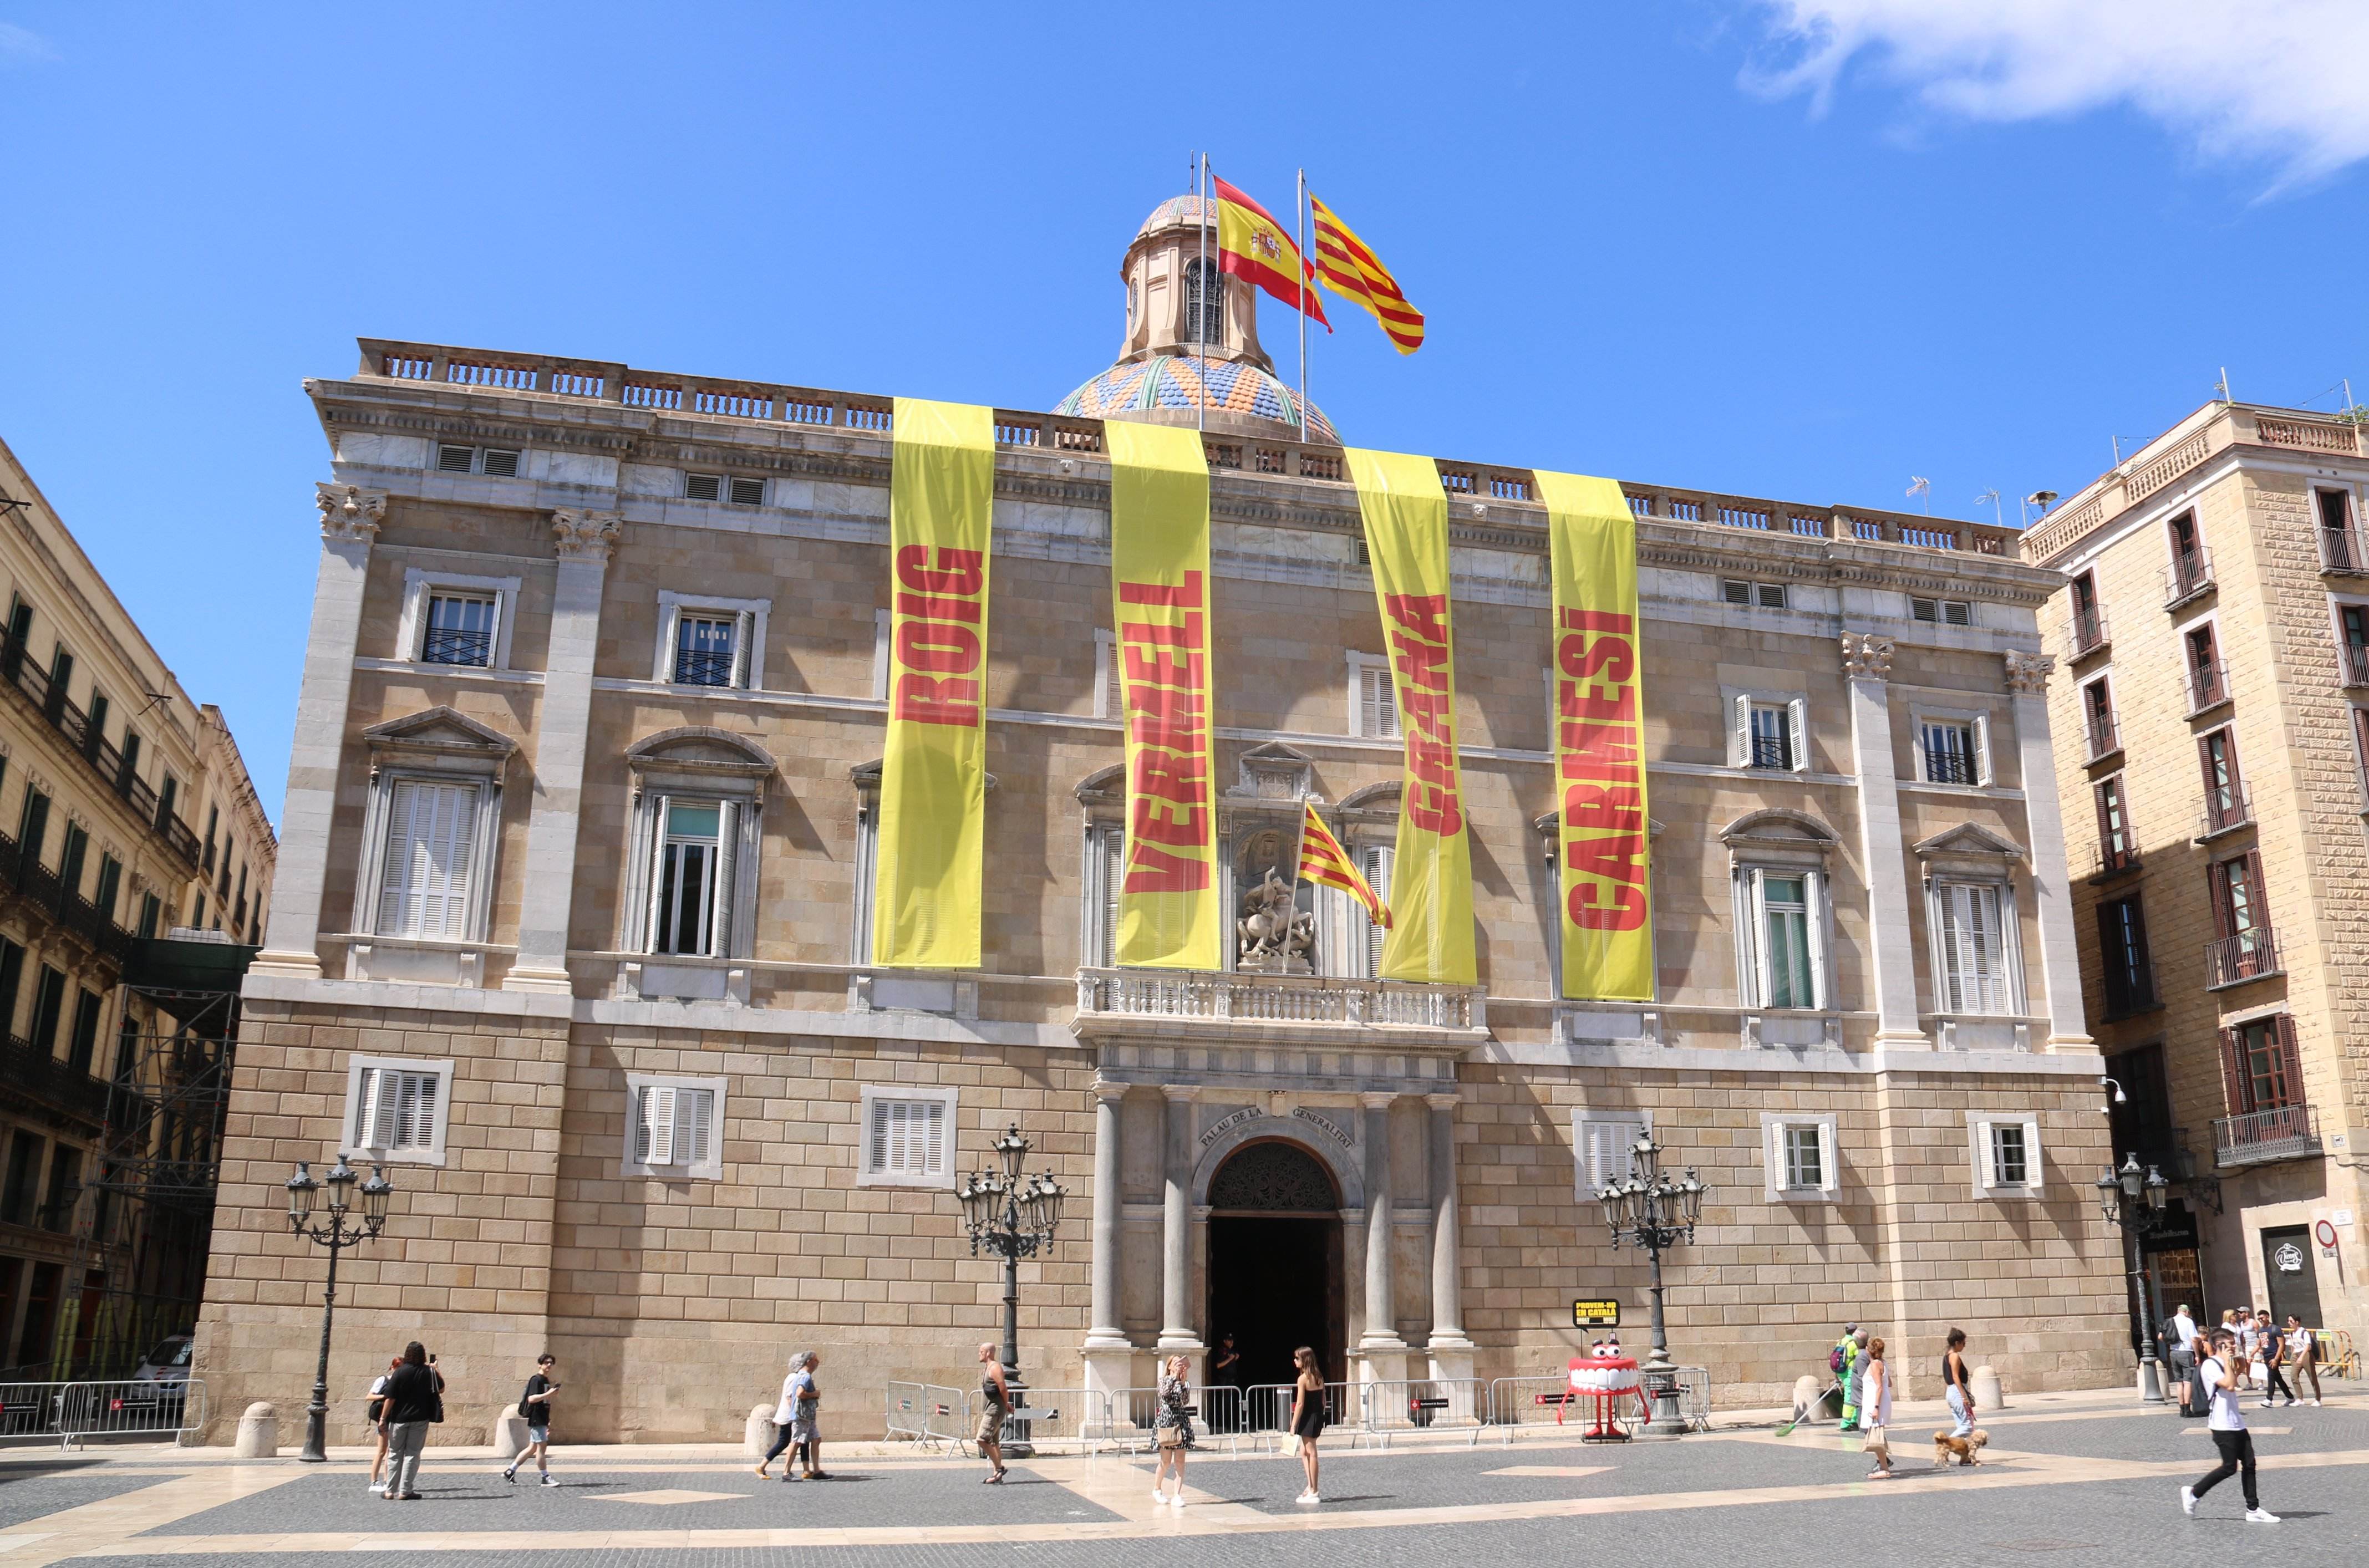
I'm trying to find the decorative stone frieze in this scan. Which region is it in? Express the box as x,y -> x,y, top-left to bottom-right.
550,508 -> 623,562
314,483 -> 387,541
1839,631 -> 1896,679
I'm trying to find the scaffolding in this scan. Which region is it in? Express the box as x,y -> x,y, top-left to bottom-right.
54,936 -> 252,1377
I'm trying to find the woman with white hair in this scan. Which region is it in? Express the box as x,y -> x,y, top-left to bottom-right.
758,1351 -> 824,1480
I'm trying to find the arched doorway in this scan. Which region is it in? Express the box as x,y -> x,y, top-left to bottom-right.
1204,1139 -> 1344,1427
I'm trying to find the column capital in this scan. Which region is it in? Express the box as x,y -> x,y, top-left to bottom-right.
1424,1092 -> 1462,1112
316,482 -> 387,542
1359,1091 -> 1399,1111
1093,1079 -> 1130,1104
1840,631 -> 1896,680
1161,1083 -> 1201,1103
2003,649 -> 2057,695
551,508 -> 623,563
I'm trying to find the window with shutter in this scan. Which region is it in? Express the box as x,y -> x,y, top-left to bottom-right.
1784,1124 -> 1822,1189
345,1058 -> 450,1163
623,1075 -> 726,1178
480,448 -> 520,478
685,472 -> 724,502
653,800 -> 723,955
1360,845 -> 1394,977
1936,882 -> 2008,1014
1922,720 -> 1979,785
860,1090 -> 957,1187
374,780 -> 479,938
728,476 -> 765,506
1722,579 -> 1752,606
436,444 -> 474,473
1356,660 -> 1400,740
1573,1115 -> 1648,1199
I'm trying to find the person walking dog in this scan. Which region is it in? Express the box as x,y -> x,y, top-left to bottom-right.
1941,1328 -> 1976,1438
2183,1326 -> 2280,1524
1151,1354 -> 1195,1507
377,1342 -> 443,1501
1288,1346 -> 1326,1505
975,1343 -> 1011,1485
502,1353 -> 561,1486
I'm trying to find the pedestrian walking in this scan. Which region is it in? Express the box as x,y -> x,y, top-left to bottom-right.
1840,1328 -> 1869,1433
1288,1346 -> 1326,1505
785,1352 -> 830,1478
1860,1338 -> 1894,1480
501,1353 -> 561,1486
2234,1310 -> 2260,1391
975,1343 -> 1011,1485
1833,1323 -> 1860,1430
2167,1313 -> 2199,1417
2182,1327 -> 2280,1524
1941,1328 -> 1975,1438
2256,1311 -> 2296,1408
377,1342 -> 443,1501
1151,1353 -> 1195,1508
365,1355 -> 399,1493
2284,1315 -> 2322,1406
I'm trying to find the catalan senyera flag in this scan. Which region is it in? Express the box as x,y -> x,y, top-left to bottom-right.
1309,194 -> 1424,354
1106,421 -> 1222,970
1295,800 -> 1389,929
871,398 -> 995,969
1345,447 -> 1475,985
1535,471 -> 1654,1002
1213,176 -> 1329,327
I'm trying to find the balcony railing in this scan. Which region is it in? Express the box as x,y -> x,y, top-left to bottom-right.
2163,547 -> 2215,608
2213,1103 -> 2320,1168
0,1031 -> 110,1125
2321,526 -> 2369,575
2343,643 -> 2369,688
2070,608 -> 2110,659
0,625 -> 200,868
2187,659 -> 2229,714
2204,926 -> 2280,989
2199,783 -> 2253,838
1747,734 -> 1791,770
1074,968 -> 1483,1033
673,647 -> 736,687
2100,959 -> 2160,1021
0,825 -> 135,971
1925,751 -> 1980,785
2097,842 -> 2141,878
2085,714 -> 2121,763
420,625 -> 493,667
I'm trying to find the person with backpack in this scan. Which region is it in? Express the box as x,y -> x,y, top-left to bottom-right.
501,1353 -> 560,1486
1841,1328 -> 1869,1433
2183,1326 -> 2279,1524
377,1342 -> 443,1501
1832,1323 -> 1859,1429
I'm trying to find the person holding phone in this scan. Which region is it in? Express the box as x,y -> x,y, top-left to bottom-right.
502,1354 -> 561,1486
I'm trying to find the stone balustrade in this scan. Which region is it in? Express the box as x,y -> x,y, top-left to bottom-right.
1074,966 -> 1484,1036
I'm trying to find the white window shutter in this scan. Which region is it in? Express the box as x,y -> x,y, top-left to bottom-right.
923,1097 -> 947,1177
1729,694 -> 1751,767
1816,1121 -> 1839,1195
871,609 -> 891,700
1098,631 -> 1122,720
642,794 -> 672,953
1974,712 -> 1994,785
734,611 -> 754,689
353,1067 -> 381,1146
866,1096 -> 890,1174
2019,1116 -> 2042,1193
1363,846 -> 1394,977
1803,869 -> 1828,1010
1976,1119 -> 1999,1188
1099,827 -> 1123,967
1748,869 -> 1773,1009
670,1088 -> 707,1168
645,1086 -> 678,1165
1787,698 -> 1809,773
712,799 -> 740,956
1765,1118 -> 1785,1193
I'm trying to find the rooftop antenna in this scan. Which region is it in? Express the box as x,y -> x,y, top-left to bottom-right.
1905,476 -> 1930,515
1974,489 -> 2001,528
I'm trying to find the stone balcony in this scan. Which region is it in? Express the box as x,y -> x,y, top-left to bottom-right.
2213,1103 -> 2320,1169
1071,966 -> 1486,1051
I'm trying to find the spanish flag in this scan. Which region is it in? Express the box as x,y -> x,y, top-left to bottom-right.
1297,800 -> 1390,928
1213,176 -> 1329,327
1309,194 -> 1425,354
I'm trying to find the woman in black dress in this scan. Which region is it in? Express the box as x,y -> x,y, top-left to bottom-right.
1288,1346 -> 1325,1504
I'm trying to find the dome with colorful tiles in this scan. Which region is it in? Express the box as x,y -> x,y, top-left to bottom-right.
1055,354 -> 1339,445
1136,194 -> 1215,238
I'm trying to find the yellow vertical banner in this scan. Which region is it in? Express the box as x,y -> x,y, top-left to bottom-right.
1535,471 -> 1654,1001
1344,448 -> 1476,985
1106,424 -> 1221,969
872,398 -> 995,969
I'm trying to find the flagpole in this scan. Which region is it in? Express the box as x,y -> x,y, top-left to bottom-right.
1297,167 -> 1309,445
1196,153 -> 1208,435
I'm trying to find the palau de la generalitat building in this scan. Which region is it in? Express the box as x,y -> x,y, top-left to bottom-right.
196,196 -> 2135,1443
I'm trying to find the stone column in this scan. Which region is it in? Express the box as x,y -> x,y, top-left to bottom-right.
1081,1082 -> 1132,1420
1843,633 -> 1925,1047
1157,1086 -> 1203,1354
1357,1093 -> 1410,1393
505,511 -> 620,994
253,485 -> 385,979
2006,651 -> 2092,1050
1424,1093 -> 1475,1409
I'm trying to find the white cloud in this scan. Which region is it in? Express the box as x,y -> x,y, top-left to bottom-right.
1741,1 -> 2369,187
0,21 -> 57,62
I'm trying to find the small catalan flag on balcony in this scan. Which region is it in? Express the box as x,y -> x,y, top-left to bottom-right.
1297,800 -> 1391,928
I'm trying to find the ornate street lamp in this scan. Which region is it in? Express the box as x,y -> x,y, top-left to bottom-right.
287,1158 -> 393,1462
955,1124 -> 1067,1449
2096,1151 -> 2172,1403
1597,1132 -> 1704,1437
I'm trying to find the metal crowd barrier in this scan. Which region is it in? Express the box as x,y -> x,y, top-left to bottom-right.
992,1386 -> 1106,1456
1356,1377 -> 1486,1449
0,1379 -> 205,1449
1641,1366 -> 1712,1433
1483,1374 -> 1580,1441
1240,1380 -> 1356,1452
881,1382 -> 971,1452
1114,1384 -> 1246,1456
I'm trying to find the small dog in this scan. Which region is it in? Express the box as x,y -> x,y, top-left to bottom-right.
1931,1428 -> 1989,1467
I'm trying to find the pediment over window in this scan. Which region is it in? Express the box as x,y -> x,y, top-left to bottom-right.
1913,823 -> 2027,864
850,758 -> 998,793
1074,763 -> 1122,805
1338,781 -> 1400,813
627,726 -> 777,784
1720,808 -> 1839,858
1226,741 -> 1316,802
1534,810 -> 1666,840
362,706 -> 518,773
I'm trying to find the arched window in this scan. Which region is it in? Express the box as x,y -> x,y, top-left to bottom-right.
1184,258 -> 1223,347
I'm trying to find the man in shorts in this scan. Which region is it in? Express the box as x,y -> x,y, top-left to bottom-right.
502,1354 -> 560,1486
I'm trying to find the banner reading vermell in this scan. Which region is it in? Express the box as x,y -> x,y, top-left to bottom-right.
1344,448 -> 1475,986
872,398 -> 996,969
1106,422 -> 1221,969
1534,470 -> 1653,1001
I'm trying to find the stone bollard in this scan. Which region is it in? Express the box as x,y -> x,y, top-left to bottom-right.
1971,1365 -> 2005,1412
233,1402 -> 277,1459
492,1408 -> 529,1458
745,1404 -> 776,1461
1789,1374 -> 1822,1425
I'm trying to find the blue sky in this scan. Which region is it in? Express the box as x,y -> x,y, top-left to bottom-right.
4,2 -> 2366,818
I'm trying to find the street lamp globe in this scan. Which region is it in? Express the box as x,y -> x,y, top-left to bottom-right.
2144,1165 -> 2169,1203
1596,1181 -> 1624,1237
286,1162 -> 321,1228
2116,1152 -> 2145,1200
324,1158 -> 358,1216
1677,1168 -> 1705,1230
359,1165 -> 393,1230
1029,1171 -> 1066,1234
994,1124 -> 1030,1179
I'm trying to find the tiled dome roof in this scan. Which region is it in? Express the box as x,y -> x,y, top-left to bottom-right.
1137,194 -> 1216,238
1054,355 -> 1339,444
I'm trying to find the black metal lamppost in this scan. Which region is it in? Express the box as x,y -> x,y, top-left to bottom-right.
955,1124 -> 1067,1384
2095,1152 -> 2172,1403
286,1158 -> 393,1462
1597,1132 -> 1706,1437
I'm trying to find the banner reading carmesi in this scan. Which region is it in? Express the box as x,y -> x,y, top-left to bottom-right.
1106,422 -> 1221,969
872,398 -> 995,969
1345,448 -> 1475,986
1534,471 -> 1653,1001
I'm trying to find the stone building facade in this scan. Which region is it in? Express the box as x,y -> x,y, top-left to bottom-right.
2022,400 -> 2369,1352
0,436 -> 276,1373
200,200 -> 2133,1443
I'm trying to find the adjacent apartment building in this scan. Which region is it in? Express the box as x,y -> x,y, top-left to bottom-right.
0,436 -> 276,1374
2023,399 -> 2369,1351
200,196 -> 2133,1444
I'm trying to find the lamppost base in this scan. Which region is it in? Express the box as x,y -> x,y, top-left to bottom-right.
2138,1359 -> 2165,1404
1639,1358 -> 1690,1437
299,1409 -> 329,1463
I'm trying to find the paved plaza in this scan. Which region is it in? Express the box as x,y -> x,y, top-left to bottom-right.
0,1389 -> 2361,1567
